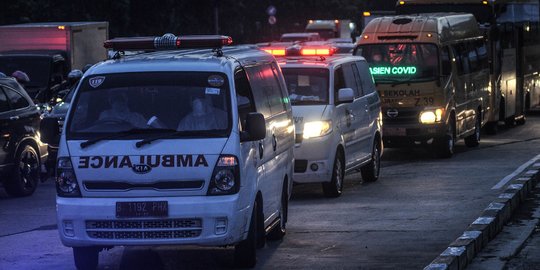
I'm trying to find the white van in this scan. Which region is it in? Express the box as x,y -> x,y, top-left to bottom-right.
40,35 -> 295,269
263,44 -> 383,197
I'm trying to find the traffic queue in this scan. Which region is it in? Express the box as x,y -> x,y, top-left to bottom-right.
0,2 -> 536,268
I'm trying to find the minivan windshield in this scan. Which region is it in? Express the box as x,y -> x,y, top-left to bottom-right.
67,72 -> 231,140
356,43 -> 439,83
282,68 -> 329,105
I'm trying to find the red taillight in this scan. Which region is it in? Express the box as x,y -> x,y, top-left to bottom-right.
103,34 -> 233,51
300,47 -> 335,56
262,48 -> 286,56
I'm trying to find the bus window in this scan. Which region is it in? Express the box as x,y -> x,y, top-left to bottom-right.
453,44 -> 470,75
475,41 -> 489,70
441,46 -> 451,76
468,43 -> 479,73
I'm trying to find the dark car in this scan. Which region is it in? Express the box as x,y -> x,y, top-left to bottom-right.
0,76 -> 48,196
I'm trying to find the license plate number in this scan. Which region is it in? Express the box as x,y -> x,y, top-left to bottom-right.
384,127 -> 407,136
116,201 -> 168,218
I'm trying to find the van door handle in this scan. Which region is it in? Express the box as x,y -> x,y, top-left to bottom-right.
9,116 -> 19,121
272,134 -> 277,151
259,142 -> 264,159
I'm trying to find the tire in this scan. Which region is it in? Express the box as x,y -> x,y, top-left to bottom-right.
465,114 -> 481,147
4,144 -> 41,197
322,152 -> 344,198
268,184 -> 288,241
484,121 -> 498,135
436,121 -> 455,158
360,140 -> 381,182
516,116 -> 526,125
234,201 -> 258,268
73,247 -> 99,270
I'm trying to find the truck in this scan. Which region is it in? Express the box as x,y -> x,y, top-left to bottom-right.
0,22 -> 109,103
305,20 -> 356,40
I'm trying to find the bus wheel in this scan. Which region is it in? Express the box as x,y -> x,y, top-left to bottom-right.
436,122 -> 454,158
484,121 -> 498,135
465,114 -> 481,147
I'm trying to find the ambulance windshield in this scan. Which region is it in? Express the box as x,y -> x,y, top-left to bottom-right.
282,68 -> 329,105
356,43 -> 439,82
66,72 -> 230,139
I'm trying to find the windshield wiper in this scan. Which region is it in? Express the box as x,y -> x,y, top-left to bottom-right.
391,78 -> 416,87
135,130 -> 224,148
80,128 -> 176,149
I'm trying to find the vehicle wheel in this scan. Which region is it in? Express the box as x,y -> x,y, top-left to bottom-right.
436,121 -> 455,158
465,114 -> 481,147
268,184 -> 288,241
322,152 -> 344,198
4,144 -> 40,197
484,121 -> 498,135
73,247 -> 100,270
516,116 -> 526,125
360,140 -> 381,182
234,201 -> 258,268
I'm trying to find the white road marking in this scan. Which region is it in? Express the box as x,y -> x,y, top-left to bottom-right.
492,154 -> 540,190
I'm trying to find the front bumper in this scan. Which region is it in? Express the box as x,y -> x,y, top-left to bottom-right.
57,195 -> 250,247
293,134 -> 335,183
383,123 -> 446,147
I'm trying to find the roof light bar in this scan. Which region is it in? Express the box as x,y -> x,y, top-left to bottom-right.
262,48 -> 286,56
103,34 -> 233,51
300,47 -> 335,56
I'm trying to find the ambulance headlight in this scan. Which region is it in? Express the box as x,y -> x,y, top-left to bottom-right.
56,157 -> 81,197
208,155 -> 240,196
303,120 -> 332,139
420,108 -> 444,124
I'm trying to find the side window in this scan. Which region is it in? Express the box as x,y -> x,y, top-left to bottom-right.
476,40 -> 489,70
441,46 -> 451,76
452,45 -> 468,75
245,65 -> 271,118
271,62 -> 290,109
467,42 -> 479,73
263,64 -> 286,115
5,87 -> 29,109
351,63 -> 364,97
0,88 -> 10,112
356,61 -> 377,95
342,63 -> 359,97
234,69 -> 256,131
334,66 -> 346,103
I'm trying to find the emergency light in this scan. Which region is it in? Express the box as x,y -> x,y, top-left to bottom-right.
103,34 -> 233,51
262,45 -> 336,57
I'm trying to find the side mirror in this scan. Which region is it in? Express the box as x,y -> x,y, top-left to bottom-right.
241,113 -> 266,142
40,117 -> 60,145
337,88 -> 354,103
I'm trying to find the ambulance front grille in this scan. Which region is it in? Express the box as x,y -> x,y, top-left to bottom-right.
86,219 -> 202,239
83,180 -> 205,191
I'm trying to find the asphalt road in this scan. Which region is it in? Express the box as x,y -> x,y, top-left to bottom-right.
1,115 -> 540,270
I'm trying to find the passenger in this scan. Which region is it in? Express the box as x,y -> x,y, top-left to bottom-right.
99,92 -> 147,128
177,95 -> 227,131
11,70 -> 30,87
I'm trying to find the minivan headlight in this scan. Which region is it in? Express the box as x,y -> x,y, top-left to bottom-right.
303,120 -> 332,139
420,108 -> 444,124
208,155 -> 240,196
56,157 -> 81,197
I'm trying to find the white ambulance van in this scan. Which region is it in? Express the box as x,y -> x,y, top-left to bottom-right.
262,44 -> 383,197
39,35 -> 295,269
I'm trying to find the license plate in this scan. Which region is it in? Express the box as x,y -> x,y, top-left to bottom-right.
116,201 -> 168,218
384,127 -> 407,136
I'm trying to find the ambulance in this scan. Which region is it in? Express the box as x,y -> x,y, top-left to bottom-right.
262,44 -> 383,197
39,34 -> 295,269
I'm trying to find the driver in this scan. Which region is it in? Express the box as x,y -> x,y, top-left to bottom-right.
177,95 -> 227,131
99,92 -> 147,128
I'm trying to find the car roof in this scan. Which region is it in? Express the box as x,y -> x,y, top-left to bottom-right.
85,45 -> 275,76
278,54 -> 366,69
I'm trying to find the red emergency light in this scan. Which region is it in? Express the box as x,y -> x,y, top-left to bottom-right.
300,47 -> 336,56
103,34 -> 233,51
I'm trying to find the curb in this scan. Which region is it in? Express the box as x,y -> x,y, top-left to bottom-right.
424,164 -> 540,270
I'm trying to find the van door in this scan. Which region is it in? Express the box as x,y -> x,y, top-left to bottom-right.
0,87 -> 12,166
451,45 -> 469,136
245,64 -> 284,225
356,60 -> 381,157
